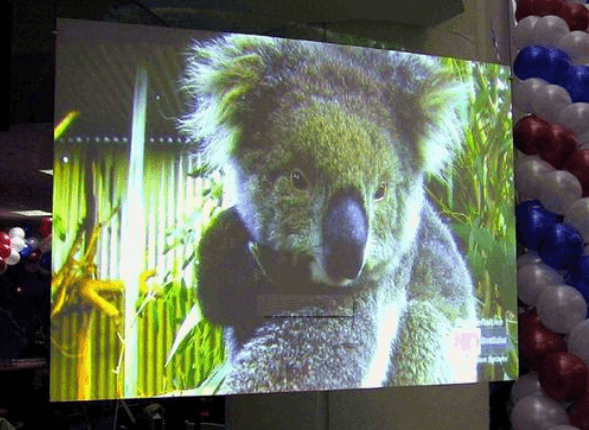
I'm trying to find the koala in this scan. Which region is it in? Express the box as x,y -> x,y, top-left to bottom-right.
180,34 -> 479,393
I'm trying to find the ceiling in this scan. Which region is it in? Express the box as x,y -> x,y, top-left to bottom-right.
3,0 -> 465,222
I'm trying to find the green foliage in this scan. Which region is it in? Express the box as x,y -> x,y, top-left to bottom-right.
159,160 -> 228,391
53,214 -> 67,241
429,59 -> 517,380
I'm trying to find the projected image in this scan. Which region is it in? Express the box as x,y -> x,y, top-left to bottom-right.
52,19 -> 516,400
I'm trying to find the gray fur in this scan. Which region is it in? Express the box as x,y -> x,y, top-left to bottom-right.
183,35 -> 479,394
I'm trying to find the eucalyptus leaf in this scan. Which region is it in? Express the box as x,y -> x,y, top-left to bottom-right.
165,304 -> 202,366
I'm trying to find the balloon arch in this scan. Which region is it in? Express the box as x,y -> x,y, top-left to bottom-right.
511,0 -> 589,429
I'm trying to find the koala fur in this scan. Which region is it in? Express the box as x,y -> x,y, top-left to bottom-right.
180,34 -> 479,393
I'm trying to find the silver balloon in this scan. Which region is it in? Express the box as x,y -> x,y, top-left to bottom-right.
40,235 -> 51,253
564,198 -> 589,243
567,319 -> 589,368
557,103 -> 589,142
539,170 -> 583,214
536,285 -> 588,334
549,426 -> 583,430
511,395 -> 570,430
518,263 -> 564,306
515,156 -> 555,200
26,236 -> 40,251
24,261 -> 38,273
531,84 -> 573,123
558,31 -> 589,63
533,16 -> 571,48
513,78 -> 547,114
511,372 -> 542,405
517,252 -> 543,269
515,16 -> 540,51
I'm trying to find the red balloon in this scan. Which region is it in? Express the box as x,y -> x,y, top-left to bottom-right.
539,352 -> 589,402
513,115 -> 551,155
519,310 -> 543,336
516,0 -> 535,21
0,243 -> 11,260
560,3 -> 589,32
520,314 -> 568,370
571,391 -> 589,430
536,0 -> 565,16
564,149 -> 589,197
515,0 -> 565,21
28,250 -> 41,262
537,123 -> 579,169
39,217 -> 52,238
0,232 -> 9,245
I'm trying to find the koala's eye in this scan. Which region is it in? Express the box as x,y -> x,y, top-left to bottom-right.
291,169 -> 309,190
374,183 -> 387,201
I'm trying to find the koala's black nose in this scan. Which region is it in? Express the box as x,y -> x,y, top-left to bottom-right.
322,193 -> 368,282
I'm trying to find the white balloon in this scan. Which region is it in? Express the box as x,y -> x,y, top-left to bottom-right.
536,285 -> 588,334
531,84 -> 572,123
517,252 -> 543,269
6,249 -> 20,266
8,227 -> 25,239
9,236 -> 26,252
558,31 -> 589,63
511,395 -> 570,430
518,263 -> 564,306
567,319 -> 589,368
557,103 -> 589,142
511,372 -> 543,405
513,78 -> 547,114
565,198 -> 589,243
533,16 -> 570,48
515,156 -> 555,199
515,16 -> 540,51
539,170 -> 583,213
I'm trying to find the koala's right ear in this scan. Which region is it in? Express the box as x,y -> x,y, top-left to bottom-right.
179,35 -> 274,169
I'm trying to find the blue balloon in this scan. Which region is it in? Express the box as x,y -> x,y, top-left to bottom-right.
39,251 -> 51,270
538,223 -> 584,270
542,49 -> 571,85
514,46 -> 550,81
562,65 -> 589,103
565,256 -> 589,303
18,244 -> 33,259
516,200 -> 559,251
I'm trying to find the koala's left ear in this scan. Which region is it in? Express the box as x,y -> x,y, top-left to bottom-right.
418,70 -> 470,176
391,55 -> 471,177
179,35 -> 273,169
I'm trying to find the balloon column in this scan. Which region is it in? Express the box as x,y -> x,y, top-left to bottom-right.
512,1 -> 589,429
0,217 -> 52,276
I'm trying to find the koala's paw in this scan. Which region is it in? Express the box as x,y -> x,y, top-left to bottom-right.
389,300 -> 478,385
